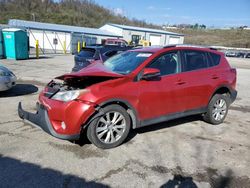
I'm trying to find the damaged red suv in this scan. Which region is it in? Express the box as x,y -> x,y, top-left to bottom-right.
18,45 -> 237,149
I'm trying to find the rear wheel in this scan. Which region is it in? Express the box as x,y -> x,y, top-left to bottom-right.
203,94 -> 230,125
87,104 -> 131,149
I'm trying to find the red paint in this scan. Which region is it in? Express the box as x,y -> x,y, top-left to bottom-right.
38,46 -> 237,136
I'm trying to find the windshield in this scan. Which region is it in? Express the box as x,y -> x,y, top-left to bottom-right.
103,51 -> 152,75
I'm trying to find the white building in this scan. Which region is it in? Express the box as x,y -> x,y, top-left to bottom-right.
8,19 -> 122,54
100,23 -> 184,46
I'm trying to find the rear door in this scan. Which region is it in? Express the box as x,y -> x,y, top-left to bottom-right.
177,49 -> 215,110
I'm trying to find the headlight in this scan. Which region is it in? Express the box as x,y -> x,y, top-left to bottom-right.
51,90 -> 80,102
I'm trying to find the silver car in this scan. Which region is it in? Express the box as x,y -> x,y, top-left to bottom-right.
0,64 -> 17,91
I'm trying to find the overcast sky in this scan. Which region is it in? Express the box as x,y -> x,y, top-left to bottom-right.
94,0 -> 250,27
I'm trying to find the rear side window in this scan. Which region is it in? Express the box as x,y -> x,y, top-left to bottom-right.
182,50 -> 208,72
208,52 -> 221,66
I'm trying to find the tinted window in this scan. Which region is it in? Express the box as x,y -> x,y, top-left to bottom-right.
105,50 -> 118,58
183,50 -> 208,72
106,41 -> 114,44
208,52 -> 221,66
148,51 -> 179,76
104,51 -> 152,75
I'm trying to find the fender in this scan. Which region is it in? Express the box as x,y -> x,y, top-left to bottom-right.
208,84 -> 237,104
99,98 -> 139,129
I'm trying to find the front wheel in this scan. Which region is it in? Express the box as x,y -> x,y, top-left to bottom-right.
87,104 -> 131,149
203,94 -> 230,125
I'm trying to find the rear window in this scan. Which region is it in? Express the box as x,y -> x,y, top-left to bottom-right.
106,41 -> 114,44
208,52 -> 221,66
78,49 -> 95,57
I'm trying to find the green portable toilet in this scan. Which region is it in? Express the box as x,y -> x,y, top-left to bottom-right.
0,29 -> 4,59
2,28 -> 29,60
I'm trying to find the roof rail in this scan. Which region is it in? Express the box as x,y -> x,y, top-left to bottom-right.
163,44 -> 217,50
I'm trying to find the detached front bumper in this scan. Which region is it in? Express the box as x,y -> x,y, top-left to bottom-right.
18,102 -> 80,140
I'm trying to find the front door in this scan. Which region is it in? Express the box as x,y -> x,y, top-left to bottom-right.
137,51 -> 183,121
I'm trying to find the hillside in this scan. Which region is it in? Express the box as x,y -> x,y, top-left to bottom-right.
169,29 -> 250,48
0,0 -> 159,29
1,0 -> 249,48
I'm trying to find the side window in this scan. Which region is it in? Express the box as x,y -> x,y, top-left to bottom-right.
208,52 -> 221,66
182,50 -> 208,72
147,51 -> 179,76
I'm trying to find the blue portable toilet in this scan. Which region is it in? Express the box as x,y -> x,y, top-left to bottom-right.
0,29 -> 4,59
2,28 -> 29,60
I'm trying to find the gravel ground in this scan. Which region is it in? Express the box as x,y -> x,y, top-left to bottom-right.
0,55 -> 249,188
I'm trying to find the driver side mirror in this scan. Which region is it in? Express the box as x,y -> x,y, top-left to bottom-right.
141,68 -> 161,80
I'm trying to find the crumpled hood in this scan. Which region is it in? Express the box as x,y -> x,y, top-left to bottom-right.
56,62 -> 124,80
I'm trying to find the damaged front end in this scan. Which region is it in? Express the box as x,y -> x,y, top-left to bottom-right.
18,68 -> 124,141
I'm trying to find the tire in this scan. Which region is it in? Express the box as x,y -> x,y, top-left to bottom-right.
203,94 -> 230,125
87,104 -> 131,149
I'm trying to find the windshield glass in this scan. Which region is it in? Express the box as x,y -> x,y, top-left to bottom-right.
104,51 -> 152,74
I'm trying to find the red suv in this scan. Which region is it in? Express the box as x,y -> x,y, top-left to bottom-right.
18,45 -> 237,149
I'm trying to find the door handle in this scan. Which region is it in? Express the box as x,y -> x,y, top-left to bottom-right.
211,75 -> 219,79
176,80 -> 186,85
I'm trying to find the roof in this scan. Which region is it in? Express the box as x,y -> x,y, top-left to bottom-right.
2,28 -> 23,32
8,19 -> 122,37
0,24 -> 9,29
130,47 -> 163,53
130,45 -> 222,54
105,23 -> 184,36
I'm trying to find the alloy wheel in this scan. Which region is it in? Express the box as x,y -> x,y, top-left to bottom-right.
212,98 -> 227,121
96,111 -> 126,144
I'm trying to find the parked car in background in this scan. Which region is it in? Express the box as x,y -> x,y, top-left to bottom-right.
235,52 -> 245,58
72,45 -> 132,72
19,45 -> 237,149
0,64 -> 17,91
225,51 -> 237,57
103,38 -> 128,46
244,53 -> 250,58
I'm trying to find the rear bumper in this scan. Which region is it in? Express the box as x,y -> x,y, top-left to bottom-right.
18,102 -> 80,140
230,89 -> 237,103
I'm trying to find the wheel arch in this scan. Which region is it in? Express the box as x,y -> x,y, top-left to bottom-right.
208,85 -> 233,104
98,99 -> 139,129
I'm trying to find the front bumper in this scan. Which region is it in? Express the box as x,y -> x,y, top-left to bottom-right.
18,102 -> 80,140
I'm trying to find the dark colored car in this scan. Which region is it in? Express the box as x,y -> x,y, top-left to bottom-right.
245,53 -> 250,58
235,52 -> 245,58
18,45 -> 237,149
72,45 -> 132,72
